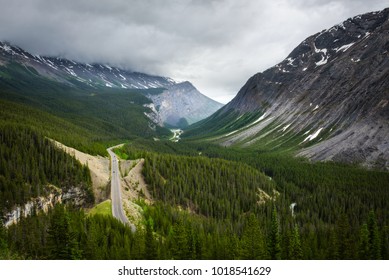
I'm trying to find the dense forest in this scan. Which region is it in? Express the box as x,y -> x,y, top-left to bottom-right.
0,125 -> 94,215
116,142 -> 389,259
0,123 -> 388,259
142,153 -> 276,221
1,200 -> 387,260
0,100 -> 388,260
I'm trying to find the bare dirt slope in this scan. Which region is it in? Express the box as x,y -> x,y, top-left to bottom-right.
52,140 -> 110,202
120,158 -> 152,225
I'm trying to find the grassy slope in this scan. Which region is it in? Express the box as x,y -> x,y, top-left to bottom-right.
88,200 -> 112,217
184,108 -> 263,139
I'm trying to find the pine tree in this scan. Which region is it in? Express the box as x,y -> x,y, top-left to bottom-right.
327,229 -> 339,259
171,220 -> 189,259
85,219 -> 102,259
381,226 -> 389,260
367,211 -> 381,259
268,208 -> 282,260
336,214 -> 352,259
289,225 -> 303,260
144,218 -> 157,260
241,214 -> 267,259
47,205 -> 81,259
358,223 -> 370,259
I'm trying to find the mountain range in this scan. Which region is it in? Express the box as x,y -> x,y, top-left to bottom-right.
188,8 -> 389,170
1,7 -> 389,261
0,41 -> 222,128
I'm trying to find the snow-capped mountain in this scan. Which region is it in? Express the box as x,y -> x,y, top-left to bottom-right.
0,42 -> 222,127
0,42 -> 175,89
189,8 -> 389,169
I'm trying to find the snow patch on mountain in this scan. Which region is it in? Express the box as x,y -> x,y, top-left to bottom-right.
303,128 -> 323,142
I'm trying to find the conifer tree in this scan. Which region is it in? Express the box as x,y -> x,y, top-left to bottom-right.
241,214 -> 267,259
171,220 -> 189,259
336,214 -> 352,259
144,218 -> 157,260
289,225 -> 303,260
268,208 -> 282,260
327,229 -> 339,259
358,223 -> 370,259
47,205 -> 81,259
368,211 -> 381,259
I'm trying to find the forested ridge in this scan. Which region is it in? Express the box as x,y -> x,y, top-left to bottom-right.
0,125 -> 94,214
0,62 -> 172,155
142,153 -> 276,221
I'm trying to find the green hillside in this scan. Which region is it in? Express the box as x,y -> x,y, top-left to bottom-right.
0,63 -> 170,155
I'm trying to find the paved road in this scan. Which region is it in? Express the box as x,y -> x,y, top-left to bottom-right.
107,147 -> 136,232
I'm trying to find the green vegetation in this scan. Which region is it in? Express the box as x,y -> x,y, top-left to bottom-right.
0,63 -> 170,155
183,108 -> 264,139
1,117 -> 387,259
0,61 -> 388,260
111,141 -> 389,259
0,99 -> 109,155
0,125 -> 94,213
134,150 -> 275,221
88,200 -> 112,217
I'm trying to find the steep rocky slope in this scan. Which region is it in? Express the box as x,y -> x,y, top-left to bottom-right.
190,8 -> 389,169
145,81 -> 222,127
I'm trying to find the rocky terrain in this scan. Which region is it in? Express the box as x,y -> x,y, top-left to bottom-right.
145,81 -> 222,127
201,8 -> 389,169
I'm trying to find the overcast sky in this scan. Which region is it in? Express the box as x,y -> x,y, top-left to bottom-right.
0,0 -> 387,103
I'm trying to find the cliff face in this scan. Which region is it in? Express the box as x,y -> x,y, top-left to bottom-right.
4,185 -> 88,227
145,81 -> 223,127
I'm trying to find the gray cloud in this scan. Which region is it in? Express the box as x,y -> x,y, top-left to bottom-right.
0,0 -> 387,103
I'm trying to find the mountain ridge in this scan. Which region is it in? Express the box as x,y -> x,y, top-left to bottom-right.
187,8 -> 389,170
0,41 -> 222,127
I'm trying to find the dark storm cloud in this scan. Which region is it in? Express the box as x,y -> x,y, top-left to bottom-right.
0,0 -> 387,103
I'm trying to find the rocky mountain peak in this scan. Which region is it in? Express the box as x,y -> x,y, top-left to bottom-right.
201,8 -> 389,169
145,81 -> 223,127
280,8 -> 389,74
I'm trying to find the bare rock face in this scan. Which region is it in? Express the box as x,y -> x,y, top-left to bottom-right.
3,185 -> 89,227
215,8 -> 389,169
146,81 -> 223,127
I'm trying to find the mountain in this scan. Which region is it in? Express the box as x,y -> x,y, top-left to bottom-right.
0,42 -> 221,127
187,8 -> 389,170
0,42 -> 175,89
145,81 -> 223,127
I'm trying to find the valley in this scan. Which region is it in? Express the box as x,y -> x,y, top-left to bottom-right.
1,8 -> 389,260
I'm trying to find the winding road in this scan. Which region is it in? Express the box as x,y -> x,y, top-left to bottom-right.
107,147 -> 136,232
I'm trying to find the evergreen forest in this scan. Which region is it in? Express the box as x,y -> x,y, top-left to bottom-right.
0,62 -> 388,260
